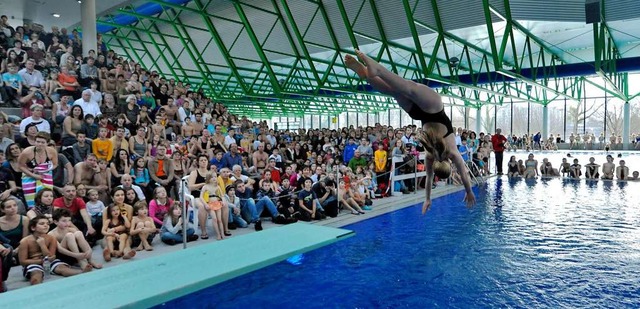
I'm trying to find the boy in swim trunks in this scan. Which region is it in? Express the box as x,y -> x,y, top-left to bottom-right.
49,209 -> 101,271
560,158 -> 571,177
569,159 -> 581,179
601,155 -> 615,180
616,160 -> 629,180
18,215 -> 83,285
584,157 -> 600,179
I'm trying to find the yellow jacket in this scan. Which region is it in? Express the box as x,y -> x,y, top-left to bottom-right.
92,138 -> 114,161
374,149 -> 387,173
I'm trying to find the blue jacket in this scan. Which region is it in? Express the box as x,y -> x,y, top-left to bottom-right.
221,152 -> 242,170
343,143 -> 357,164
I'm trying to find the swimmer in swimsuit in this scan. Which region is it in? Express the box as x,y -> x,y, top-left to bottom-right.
584,157 -> 600,179
570,159 -> 582,179
523,153 -> 538,179
507,156 -> 519,178
345,50 -> 475,212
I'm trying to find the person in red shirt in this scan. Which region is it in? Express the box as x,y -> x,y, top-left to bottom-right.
53,184 -> 96,239
491,128 -> 508,175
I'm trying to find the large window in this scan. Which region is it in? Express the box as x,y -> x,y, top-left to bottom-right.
495,102 -> 512,135
450,106 -> 467,129
338,112 -> 348,129
605,98 -> 626,138
344,112 -> 356,128
547,104 -> 565,141
378,110 -> 389,126
511,103 -> 528,136
479,105 -> 496,134
389,109 -> 401,129
368,112 -> 378,127
529,103 -> 544,136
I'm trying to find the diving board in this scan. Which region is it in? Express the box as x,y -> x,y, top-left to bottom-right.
2,223 -> 354,309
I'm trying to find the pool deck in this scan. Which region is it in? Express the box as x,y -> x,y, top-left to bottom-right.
2,182 -> 466,297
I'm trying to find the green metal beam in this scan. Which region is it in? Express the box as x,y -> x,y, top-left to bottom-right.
146,0 -> 243,25
368,0 -> 398,74
122,18 -> 181,82
117,6 -> 209,32
276,0 -> 322,87
335,0 -> 360,50
233,1 -> 282,93
97,20 -> 180,39
193,0 -> 250,94
482,0 -> 502,68
147,22 -> 193,86
402,0 -> 428,76
592,0 -> 628,100
161,8 -> 217,93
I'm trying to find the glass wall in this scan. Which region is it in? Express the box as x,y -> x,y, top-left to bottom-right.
262,73 -> 640,150
496,102 -> 512,135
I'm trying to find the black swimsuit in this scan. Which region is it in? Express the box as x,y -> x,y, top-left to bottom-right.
508,163 -> 518,174
407,106 -> 454,137
27,148 -> 51,169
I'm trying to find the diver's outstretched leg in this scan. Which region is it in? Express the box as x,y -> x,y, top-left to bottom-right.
356,50 -> 441,111
345,54 -> 394,95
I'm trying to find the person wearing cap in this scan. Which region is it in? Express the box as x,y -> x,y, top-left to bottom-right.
74,89 -> 101,118
19,104 -> 50,136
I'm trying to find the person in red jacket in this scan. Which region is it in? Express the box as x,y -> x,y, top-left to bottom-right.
491,128 -> 508,175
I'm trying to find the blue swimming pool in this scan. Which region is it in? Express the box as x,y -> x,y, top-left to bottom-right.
160,178 -> 640,308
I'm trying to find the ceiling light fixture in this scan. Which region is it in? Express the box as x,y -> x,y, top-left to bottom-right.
52,13 -> 61,18
77,0 -> 82,3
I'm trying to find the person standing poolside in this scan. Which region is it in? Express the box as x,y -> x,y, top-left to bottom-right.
491,129 -> 507,175
345,50 -> 475,213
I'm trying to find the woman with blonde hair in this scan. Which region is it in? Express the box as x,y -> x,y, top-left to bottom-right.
345,50 -> 475,213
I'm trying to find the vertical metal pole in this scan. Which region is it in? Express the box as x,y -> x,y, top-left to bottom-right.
603,91 -> 608,138
181,177 -> 187,249
335,169 -> 340,209
563,98 -> 567,142
583,94 -> 587,135
510,99 -> 513,134
494,104 -> 498,133
413,155 -> 417,195
527,102 -> 531,135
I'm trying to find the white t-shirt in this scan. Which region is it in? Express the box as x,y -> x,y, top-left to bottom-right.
19,117 -> 51,134
73,98 -> 102,117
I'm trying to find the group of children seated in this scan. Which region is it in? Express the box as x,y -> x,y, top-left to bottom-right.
504,153 -> 638,180
0,189 -> 189,288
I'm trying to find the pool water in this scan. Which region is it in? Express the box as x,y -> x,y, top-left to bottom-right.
160,178 -> 640,308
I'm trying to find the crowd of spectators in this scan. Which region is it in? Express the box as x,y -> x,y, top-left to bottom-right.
0,18 -> 495,291
2,16 -> 638,293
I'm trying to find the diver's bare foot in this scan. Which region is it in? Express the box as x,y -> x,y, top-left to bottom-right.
89,259 -> 103,269
82,264 -> 93,273
356,49 -> 383,78
345,54 -> 367,79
